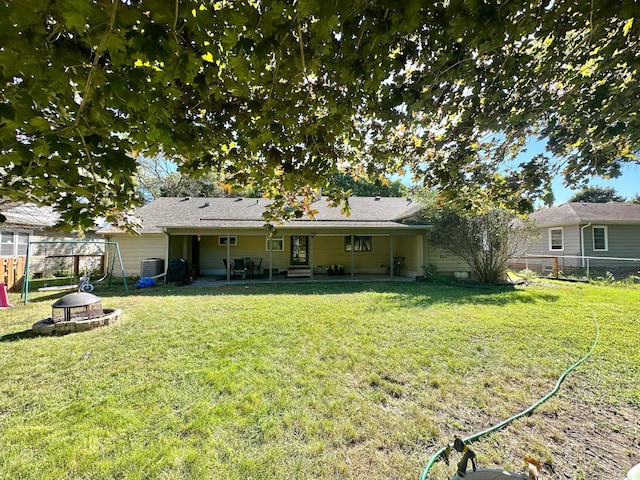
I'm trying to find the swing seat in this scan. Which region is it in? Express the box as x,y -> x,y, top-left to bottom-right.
37,284 -> 78,292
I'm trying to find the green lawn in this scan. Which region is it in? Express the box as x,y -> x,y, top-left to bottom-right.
1,281 -> 638,479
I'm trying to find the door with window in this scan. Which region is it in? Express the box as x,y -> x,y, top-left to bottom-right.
290,236 -> 308,265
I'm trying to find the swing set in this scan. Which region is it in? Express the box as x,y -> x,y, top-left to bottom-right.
21,240 -> 128,304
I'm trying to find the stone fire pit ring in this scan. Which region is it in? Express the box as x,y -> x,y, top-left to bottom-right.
33,308 -> 123,335
32,291 -> 123,335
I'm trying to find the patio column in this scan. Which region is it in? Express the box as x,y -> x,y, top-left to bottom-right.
389,235 -> 394,278
422,231 -> 428,278
163,229 -> 170,284
226,236 -> 231,282
268,234 -> 273,281
309,234 -> 314,279
350,234 -> 355,279
182,235 -> 188,261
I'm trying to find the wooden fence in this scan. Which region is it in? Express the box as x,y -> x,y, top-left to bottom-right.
0,257 -> 26,291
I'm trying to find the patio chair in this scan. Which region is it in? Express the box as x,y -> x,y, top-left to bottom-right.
233,258 -> 247,278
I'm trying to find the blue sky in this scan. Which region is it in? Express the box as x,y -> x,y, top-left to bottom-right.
519,137 -> 639,205
551,163 -> 639,204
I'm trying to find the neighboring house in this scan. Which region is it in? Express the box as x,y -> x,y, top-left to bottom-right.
99,196 -> 471,281
0,203 -> 101,290
523,202 -> 640,276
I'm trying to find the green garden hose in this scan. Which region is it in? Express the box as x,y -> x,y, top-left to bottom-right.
419,316 -> 600,480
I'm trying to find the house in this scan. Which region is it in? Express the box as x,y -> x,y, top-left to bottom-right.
522,202 -> 640,277
99,196 -> 472,281
0,202 -> 102,290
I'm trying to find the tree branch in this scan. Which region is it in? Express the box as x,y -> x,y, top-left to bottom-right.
56,0 -> 118,134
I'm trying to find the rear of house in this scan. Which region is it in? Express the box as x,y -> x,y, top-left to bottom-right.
100,196 -> 473,282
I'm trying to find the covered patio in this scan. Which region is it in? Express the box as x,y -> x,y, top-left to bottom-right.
101,197 -> 474,282
184,272 -> 418,287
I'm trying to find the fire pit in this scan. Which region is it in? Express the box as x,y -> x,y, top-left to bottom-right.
32,292 -> 122,335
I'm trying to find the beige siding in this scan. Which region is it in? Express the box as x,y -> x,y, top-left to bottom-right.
394,235 -> 419,277
426,245 -> 471,276
109,233 -> 166,277
200,235 -> 270,274
313,235 -> 392,275
188,233 -> 426,277
106,230 -> 437,279
422,232 -> 471,277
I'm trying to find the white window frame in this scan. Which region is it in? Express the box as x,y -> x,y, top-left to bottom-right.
266,235 -> 284,251
592,225 -> 608,251
0,230 -> 31,257
548,227 -> 564,251
218,235 -> 237,246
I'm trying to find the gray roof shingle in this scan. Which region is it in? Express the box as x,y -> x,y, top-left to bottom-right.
0,203 -> 59,228
530,202 -> 640,226
110,196 -> 424,233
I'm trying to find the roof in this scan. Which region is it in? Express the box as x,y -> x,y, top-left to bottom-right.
530,202 -> 640,227
104,196 -> 426,234
0,203 -> 59,229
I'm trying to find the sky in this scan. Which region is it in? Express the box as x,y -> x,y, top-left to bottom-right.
519,137 -> 639,205
550,164 -> 639,204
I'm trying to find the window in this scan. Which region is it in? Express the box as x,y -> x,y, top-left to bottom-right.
16,232 -> 29,256
266,235 -> 284,251
549,228 -> 563,251
344,235 -> 372,252
593,226 -> 608,251
218,235 -> 237,246
0,232 -> 12,256
0,231 -> 30,257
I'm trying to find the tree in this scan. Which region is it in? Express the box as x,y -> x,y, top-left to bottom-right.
1,1 -> 639,228
569,187 -> 627,203
328,173 -> 408,198
136,156 -> 227,202
427,206 -> 539,284
630,194 -> 640,204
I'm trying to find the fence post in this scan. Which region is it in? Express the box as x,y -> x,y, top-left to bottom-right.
553,257 -> 559,279
7,258 -> 15,289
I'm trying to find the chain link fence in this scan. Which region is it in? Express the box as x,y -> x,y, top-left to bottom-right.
509,254 -> 640,282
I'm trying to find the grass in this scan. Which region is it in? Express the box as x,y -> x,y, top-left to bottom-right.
1,280 -> 638,479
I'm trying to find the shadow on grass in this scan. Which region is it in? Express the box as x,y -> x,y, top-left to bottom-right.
23,290 -> 71,304
72,279 -> 561,307
0,329 -> 38,342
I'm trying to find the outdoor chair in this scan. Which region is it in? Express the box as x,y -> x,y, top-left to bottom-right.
233,258 -> 247,278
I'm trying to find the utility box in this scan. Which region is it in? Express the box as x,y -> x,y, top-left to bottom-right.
141,258 -> 164,277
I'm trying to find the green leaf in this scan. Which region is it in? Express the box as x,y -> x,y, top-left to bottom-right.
28,117 -> 50,131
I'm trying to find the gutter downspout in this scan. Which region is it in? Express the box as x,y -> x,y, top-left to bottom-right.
163,228 -> 170,284
580,223 -> 591,268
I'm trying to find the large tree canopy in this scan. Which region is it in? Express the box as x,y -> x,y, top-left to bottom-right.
1,0 -> 639,228
568,186 -> 627,203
